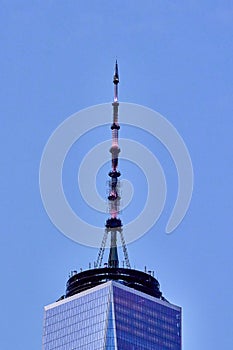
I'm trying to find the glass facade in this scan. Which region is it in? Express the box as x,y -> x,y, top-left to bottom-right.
43,281 -> 181,350
43,283 -> 113,350
113,285 -> 181,350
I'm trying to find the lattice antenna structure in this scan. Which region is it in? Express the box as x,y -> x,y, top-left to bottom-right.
96,61 -> 130,269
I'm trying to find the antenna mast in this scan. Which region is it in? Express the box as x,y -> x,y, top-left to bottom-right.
96,61 -> 130,269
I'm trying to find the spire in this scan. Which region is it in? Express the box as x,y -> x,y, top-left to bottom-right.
96,61 -> 130,269
113,60 -> 119,102
107,61 -> 121,268
113,60 -> 119,84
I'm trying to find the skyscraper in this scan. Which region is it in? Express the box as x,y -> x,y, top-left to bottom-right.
42,63 -> 182,350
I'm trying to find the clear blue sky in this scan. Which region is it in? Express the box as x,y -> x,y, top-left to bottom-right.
1,1 -> 233,349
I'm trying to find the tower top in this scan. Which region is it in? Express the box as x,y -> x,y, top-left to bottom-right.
56,62 -> 166,304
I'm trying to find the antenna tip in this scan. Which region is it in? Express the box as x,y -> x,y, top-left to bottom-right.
113,60 -> 119,84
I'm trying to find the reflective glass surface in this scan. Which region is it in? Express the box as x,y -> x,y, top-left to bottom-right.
43,284 -> 111,350
105,302 -> 116,349
113,285 -> 181,350
43,281 -> 181,350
